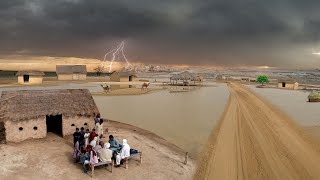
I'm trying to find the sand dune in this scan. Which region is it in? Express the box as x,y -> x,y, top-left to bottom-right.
195,83 -> 320,180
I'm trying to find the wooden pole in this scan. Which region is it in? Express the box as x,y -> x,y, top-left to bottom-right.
140,152 -> 142,163
184,152 -> 188,165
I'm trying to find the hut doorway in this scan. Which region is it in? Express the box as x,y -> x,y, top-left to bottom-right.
0,122 -> 5,143
23,75 -> 29,82
46,115 -> 63,136
282,82 -> 286,87
129,75 -> 133,81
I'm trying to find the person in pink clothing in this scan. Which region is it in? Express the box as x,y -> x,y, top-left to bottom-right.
83,145 -> 98,173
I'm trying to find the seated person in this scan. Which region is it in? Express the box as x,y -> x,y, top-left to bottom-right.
90,136 -> 98,148
115,139 -> 130,166
79,149 -> 90,173
82,145 -> 98,173
97,143 -> 113,162
94,142 -> 102,152
108,135 -> 120,151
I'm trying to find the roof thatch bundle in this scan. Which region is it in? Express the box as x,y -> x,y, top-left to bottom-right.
277,79 -> 297,83
170,71 -> 201,81
16,71 -> 45,76
111,71 -> 137,77
0,89 -> 99,122
308,91 -> 320,100
56,65 -> 87,74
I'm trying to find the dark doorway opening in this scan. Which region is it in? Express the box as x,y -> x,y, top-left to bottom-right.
282,82 -> 286,87
129,76 -> 133,81
23,75 -> 29,82
0,122 -> 5,144
46,115 -> 63,136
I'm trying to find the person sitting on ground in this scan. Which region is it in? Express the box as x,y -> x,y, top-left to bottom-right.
90,136 -> 98,148
84,129 -> 90,148
98,142 -> 113,163
73,140 -> 81,163
115,139 -> 131,167
95,119 -> 104,139
108,135 -> 120,151
89,129 -> 97,142
94,113 -> 101,125
73,128 -> 81,146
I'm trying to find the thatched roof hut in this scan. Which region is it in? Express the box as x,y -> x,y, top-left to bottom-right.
170,71 -> 202,85
308,91 -> 320,102
0,89 -> 98,122
16,71 -> 45,84
0,89 -> 99,142
56,65 -> 87,80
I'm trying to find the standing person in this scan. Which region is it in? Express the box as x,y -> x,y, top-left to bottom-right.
84,129 -> 90,148
95,119 -> 104,139
73,140 -> 81,163
115,139 -> 130,166
79,127 -> 85,142
94,113 -> 101,125
89,129 -> 97,142
73,128 -> 81,146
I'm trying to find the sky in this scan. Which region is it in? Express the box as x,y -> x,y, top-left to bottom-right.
1,0 -> 320,68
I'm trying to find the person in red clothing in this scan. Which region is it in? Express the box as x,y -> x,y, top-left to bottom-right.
89,129 -> 97,142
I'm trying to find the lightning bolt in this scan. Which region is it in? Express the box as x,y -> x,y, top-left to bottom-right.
102,41 -> 131,72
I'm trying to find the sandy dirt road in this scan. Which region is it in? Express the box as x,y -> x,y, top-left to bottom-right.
195,83 -> 320,180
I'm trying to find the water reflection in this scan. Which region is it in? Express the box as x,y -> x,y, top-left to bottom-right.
93,84 -> 229,158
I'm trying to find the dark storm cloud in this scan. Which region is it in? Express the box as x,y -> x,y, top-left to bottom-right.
1,0 -> 320,67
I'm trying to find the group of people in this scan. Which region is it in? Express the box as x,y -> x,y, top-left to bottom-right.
72,114 -> 131,173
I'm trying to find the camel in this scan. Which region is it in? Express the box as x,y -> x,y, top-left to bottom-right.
100,84 -> 111,93
141,82 -> 150,90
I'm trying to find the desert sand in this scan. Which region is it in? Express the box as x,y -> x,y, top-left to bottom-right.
195,83 -> 320,180
0,120 -> 194,180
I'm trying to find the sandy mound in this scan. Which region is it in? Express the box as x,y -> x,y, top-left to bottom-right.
195,83 -> 320,180
0,121 -> 194,180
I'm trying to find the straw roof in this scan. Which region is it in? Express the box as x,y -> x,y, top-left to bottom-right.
56,65 -> 87,74
278,79 -> 297,83
111,71 -> 137,77
308,91 -> 320,100
16,71 -> 45,76
170,71 -> 201,81
0,89 -> 99,122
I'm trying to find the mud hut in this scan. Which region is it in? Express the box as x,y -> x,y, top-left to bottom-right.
16,71 -> 45,85
0,89 -> 99,143
308,91 -> 320,102
110,71 -> 137,88
277,79 -> 299,90
56,65 -> 87,80
170,71 -> 202,86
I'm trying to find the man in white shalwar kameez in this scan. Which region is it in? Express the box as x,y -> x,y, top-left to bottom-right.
116,139 -> 130,166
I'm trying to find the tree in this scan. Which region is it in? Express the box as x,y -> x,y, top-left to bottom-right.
93,64 -> 105,76
256,75 -> 270,85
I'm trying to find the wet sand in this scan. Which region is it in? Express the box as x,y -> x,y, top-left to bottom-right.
195,83 -> 320,180
0,121 -> 195,180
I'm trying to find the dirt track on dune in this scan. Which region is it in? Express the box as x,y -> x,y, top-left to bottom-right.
195,83 -> 320,180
